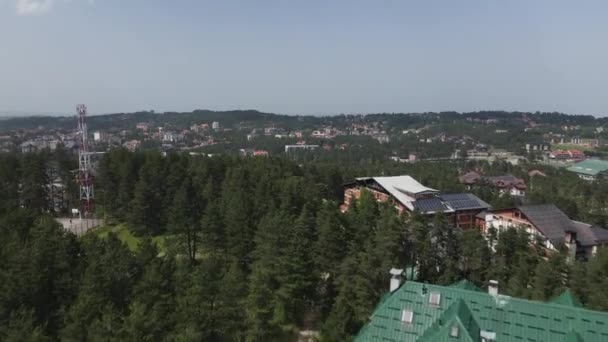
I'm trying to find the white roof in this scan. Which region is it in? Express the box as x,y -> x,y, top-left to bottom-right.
357,175 -> 438,210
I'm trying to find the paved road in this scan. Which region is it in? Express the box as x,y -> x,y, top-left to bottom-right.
56,218 -> 104,236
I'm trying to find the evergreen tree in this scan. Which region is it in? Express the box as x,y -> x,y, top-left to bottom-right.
168,177 -> 200,263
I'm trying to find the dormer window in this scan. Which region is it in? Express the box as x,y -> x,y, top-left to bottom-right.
480,330 -> 496,342
401,309 -> 413,324
429,291 -> 441,306
450,325 -> 460,338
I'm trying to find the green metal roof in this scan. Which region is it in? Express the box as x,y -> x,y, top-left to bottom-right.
354,281 -> 608,342
567,159 -> 608,176
550,290 -> 583,308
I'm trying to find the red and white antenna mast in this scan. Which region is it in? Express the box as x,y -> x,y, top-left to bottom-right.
77,104 -> 94,217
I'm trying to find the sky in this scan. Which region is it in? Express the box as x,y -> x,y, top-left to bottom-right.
1,0 -> 607,116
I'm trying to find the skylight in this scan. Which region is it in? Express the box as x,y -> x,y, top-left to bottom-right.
450,325 -> 459,338
401,309 -> 413,324
429,291 -> 441,306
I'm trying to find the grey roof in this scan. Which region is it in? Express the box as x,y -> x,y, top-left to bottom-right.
571,221 -> 608,247
441,193 -> 491,211
475,210 -> 488,219
517,204 -> 576,246
412,193 -> 490,214
412,198 -> 450,213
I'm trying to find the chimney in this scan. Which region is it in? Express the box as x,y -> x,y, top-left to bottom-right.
565,231 -> 577,263
488,280 -> 499,296
389,268 -> 404,292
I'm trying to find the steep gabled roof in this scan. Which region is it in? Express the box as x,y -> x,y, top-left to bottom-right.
354,281 -> 608,342
355,176 -> 438,211
417,299 -> 480,342
517,204 -> 576,246
571,221 -> 608,247
550,290 -> 583,308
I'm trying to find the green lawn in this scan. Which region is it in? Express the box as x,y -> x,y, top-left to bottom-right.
94,223 -> 168,253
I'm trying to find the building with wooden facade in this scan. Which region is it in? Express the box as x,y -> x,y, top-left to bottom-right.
343,176 -> 490,230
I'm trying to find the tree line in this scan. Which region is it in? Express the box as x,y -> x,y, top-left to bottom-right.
2,149 -> 608,341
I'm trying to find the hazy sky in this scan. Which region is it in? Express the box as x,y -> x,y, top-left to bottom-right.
1,0 -> 607,116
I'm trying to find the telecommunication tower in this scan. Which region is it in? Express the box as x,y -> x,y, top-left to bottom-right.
77,104 -> 94,217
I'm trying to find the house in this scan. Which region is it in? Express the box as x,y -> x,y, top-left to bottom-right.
284,144 -> 319,153
459,172 -> 527,196
480,204 -> 608,259
135,123 -> 150,132
372,133 -> 390,144
525,143 -> 550,152
528,169 -> 546,178
567,159 -> 608,181
571,137 -> 600,148
343,176 -> 489,229
123,140 -> 141,152
355,276 -> 608,342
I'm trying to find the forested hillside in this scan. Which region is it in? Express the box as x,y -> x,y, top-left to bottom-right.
2,149 -> 608,341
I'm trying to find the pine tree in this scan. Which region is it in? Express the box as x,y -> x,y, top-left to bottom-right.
168,177 -> 200,263
274,205 -> 317,328
530,253 -> 565,301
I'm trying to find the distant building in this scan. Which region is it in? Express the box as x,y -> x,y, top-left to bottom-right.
284,144 -> 319,153
525,143 -> 550,152
372,133 -> 390,144
480,204 -> 608,259
356,277 -> 608,342
548,149 -> 585,161
528,169 -> 547,178
212,121 -> 221,131
253,150 -> 269,157
567,159 -> 608,181
571,137 -> 600,148
136,123 -> 150,132
342,176 -> 489,229
123,140 -> 141,152
93,131 -> 103,141
459,172 -> 527,196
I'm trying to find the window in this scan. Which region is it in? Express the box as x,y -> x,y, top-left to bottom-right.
450,325 -> 459,338
480,330 -> 496,342
429,291 -> 441,306
401,309 -> 413,324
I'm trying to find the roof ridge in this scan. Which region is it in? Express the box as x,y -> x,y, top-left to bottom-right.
416,281 -> 606,316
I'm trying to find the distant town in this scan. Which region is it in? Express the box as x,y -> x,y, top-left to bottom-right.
3,110 -> 608,180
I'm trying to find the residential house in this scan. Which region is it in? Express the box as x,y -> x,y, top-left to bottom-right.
372,133 -> 390,144
528,169 -> 546,178
135,123 -> 150,132
211,121 -> 221,131
355,276 -> 608,342
342,176 -> 489,229
567,159 -> 608,181
284,144 -> 319,153
480,204 -> 608,259
459,172 -> 527,196
123,140 -> 141,152
571,137 -> 600,148
525,143 -> 550,152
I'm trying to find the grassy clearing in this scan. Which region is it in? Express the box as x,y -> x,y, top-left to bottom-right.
94,223 -> 168,253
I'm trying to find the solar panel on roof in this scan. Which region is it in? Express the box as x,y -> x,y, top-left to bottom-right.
449,199 -> 485,209
441,193 -> 472,201
413,198 -> 448,213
